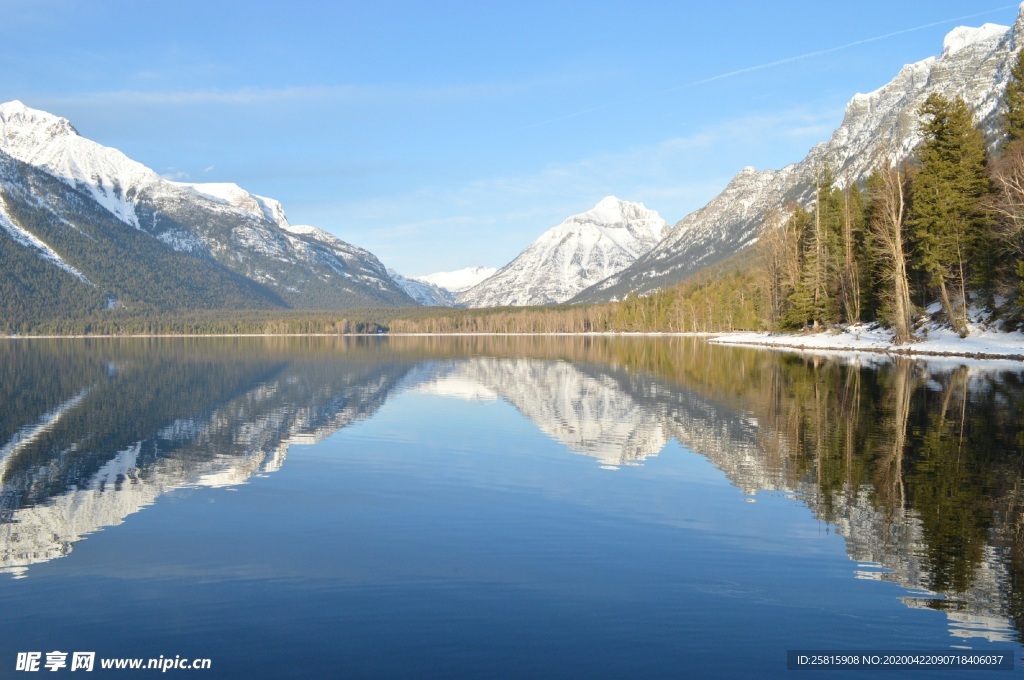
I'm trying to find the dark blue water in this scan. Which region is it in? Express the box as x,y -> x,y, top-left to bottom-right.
1,337 -> 1020,678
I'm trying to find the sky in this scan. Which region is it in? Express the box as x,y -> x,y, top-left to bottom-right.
2,1 -> 1021,276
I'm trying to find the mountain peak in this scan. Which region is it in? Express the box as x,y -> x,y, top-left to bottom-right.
581,195 -> 630,224
457,197 -> 669,307
576,196 -> 665,234
0,101 -> 416,311
596,195 -> 623,207
174,181 -> 292,229
942,23 -> 1008,56
0,100 -> 79,139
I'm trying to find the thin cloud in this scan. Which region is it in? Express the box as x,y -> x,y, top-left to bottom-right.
47,85 -> 375,107
521,5 -> 1017,130
44,73 -> 587,109
314,105 -> 830,253
677,5 -> 1016,89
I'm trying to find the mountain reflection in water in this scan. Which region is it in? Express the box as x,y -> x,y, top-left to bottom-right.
1,335 -> 1023,649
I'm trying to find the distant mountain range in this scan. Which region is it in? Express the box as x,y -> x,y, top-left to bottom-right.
389,266 -> 497,307
417,266 -> 497,293
413,13 -> 1024,308
2,10 -> 1022,324
388,269 -> 457,306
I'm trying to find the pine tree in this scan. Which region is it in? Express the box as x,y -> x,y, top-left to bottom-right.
908,94 -> 991,336
793,166 -> 844,329
782,206 -> 817,329
990,48 -> 1024,318
1006,48 -> 1024,143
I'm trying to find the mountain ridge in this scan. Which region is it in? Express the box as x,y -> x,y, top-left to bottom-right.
571,12 -> 1024,304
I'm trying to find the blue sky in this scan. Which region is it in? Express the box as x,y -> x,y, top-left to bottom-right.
2,1 -> 1020,276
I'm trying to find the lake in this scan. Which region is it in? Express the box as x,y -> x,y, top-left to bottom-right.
1,335 -> 1021,678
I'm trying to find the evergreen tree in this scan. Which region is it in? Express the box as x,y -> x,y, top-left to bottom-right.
782,207 -> 817,329
908,94 -> 991,336
990,48 -> 1024,319
791,167 -> 844,329
1006,48 -> 1024,143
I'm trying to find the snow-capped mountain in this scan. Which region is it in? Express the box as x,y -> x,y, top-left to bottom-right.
0,147 -> 286,319
416,266 -> 497,293
388,269 -> 456,306
572,15 -> 1024,303
458,196 -> 669,307
0,100 -> 414,314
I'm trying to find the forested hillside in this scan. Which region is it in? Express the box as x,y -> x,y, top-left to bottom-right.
757,50 -> 1024,342
0,152 -> 291,333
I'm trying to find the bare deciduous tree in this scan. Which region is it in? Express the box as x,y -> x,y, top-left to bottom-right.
869,166 -> 916,344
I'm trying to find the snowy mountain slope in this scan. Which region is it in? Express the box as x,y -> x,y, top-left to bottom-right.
458,196 -> 669,307
174,181 -> 289,227
0,101 -> 415,311
573,16 -> 1024,303
0,148 -> 287,321
0,101 -> 154,228
388,269 -> 456,306
0,187 -> 91,285
415,266 -> 497,293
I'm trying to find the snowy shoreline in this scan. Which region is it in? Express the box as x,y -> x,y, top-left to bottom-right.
712,322 -> 1024,362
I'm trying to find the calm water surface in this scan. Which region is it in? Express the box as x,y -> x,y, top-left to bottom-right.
1,336 -> 1022,678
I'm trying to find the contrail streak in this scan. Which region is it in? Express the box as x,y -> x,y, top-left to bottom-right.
517,4 -> 1017,131
678,5 -> 1017,89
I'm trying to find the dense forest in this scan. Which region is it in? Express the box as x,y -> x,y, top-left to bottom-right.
1,260 -> 763,336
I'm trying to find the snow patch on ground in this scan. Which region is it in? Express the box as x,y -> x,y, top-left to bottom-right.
0,200 -> 93,284
157,229 -> 205,253
280,223 -> 318,236
714,317 -> 1024,362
